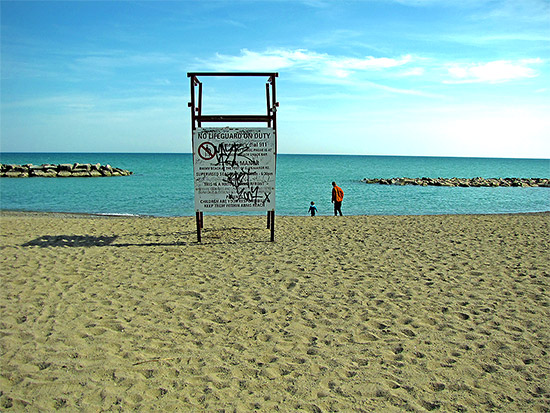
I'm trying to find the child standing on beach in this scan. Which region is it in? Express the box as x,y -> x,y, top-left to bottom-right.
308,201 -> 318,216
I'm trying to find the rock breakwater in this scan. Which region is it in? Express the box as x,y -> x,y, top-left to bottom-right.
361,177 -> 550,187
1,163 -> 133,178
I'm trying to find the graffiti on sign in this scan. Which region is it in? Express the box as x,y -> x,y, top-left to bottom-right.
193,127 -> 276,211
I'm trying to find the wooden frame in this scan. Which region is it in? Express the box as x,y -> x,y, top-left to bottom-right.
188,72 -> 279,242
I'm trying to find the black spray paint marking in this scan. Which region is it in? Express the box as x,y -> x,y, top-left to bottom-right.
214,143 -> 255,171
223,168 -> 271,206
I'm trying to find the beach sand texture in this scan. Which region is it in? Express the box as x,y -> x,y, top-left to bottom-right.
1,212 -> 549,411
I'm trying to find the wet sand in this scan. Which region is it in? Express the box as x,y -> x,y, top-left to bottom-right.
1,211 -> 549,411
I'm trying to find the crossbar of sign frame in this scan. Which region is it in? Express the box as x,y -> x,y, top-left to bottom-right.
193,127 -> 276,212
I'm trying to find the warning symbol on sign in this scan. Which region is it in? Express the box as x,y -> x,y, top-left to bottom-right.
198,142 -> 216,160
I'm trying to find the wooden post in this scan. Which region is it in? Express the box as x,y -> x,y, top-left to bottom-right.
269,210 -> 275,242
196,211 -> 202,242
266,83 -> 271,128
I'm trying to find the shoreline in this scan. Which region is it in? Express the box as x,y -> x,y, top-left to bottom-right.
0,209 -> 149,219
2,208 -> 549,219
1,211 -> 549,410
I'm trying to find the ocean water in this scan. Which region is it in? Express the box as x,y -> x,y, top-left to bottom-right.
1,153 -> 549,217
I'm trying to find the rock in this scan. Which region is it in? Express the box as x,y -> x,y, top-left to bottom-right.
27,165 -> 58,177
361,177 -> 549,188
4,171 -> 25,178
73,163 -> 91,171
43,169 -> 57,177
30,169 -> 46,177
59,164 -> 73,171
72,171 -> 91,177
0,163 -> 132,178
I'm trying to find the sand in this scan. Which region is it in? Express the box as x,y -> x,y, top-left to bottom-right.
1,211 -> 549,411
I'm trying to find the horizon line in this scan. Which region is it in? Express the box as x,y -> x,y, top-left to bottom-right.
1,151 -> 549,161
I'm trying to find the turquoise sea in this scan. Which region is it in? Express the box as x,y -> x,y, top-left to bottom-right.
1,153 -> 549,217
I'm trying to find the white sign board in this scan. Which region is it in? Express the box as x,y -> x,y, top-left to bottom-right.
193,127 -> 276,211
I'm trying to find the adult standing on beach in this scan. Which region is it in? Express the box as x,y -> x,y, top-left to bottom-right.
331,181 -> 344,216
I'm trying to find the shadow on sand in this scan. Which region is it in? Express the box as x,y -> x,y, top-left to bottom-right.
21,227 -> 270,248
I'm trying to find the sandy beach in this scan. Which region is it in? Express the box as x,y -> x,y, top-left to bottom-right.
1,211 -> 549,411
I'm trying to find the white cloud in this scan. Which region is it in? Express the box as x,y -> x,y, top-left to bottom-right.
197,48 -> 443,97
204,49 -> 322,72
327,55 -> 412,78
200,48 -> 414,78
445,59 -> 542,84
400,67 -> 425,76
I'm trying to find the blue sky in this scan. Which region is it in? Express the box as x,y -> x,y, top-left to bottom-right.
1,0 -> 549,158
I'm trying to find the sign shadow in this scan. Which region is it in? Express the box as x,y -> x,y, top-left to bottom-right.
22,235 -> 118,248
21,228 -> 271,248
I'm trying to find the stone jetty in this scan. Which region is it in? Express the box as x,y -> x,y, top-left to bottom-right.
361,177 -> 550,187
0,163 -> 133,178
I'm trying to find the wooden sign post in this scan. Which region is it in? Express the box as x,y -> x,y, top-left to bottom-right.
188,73 -> 279,242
